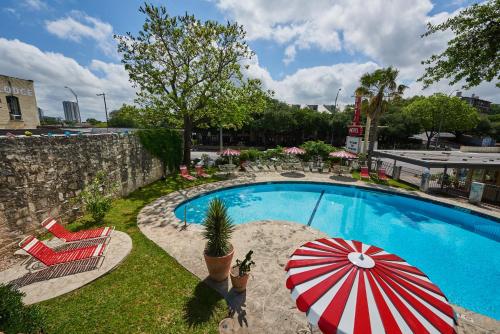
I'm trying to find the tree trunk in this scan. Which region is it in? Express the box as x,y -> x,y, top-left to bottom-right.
367,114 -> 380,172
183,115 -> 193,165
362,116 -> 372,154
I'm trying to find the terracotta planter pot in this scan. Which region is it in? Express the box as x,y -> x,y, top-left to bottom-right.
204,246 -> 234,281
230,267 -> 249,293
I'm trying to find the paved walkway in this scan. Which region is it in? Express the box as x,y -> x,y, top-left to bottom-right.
0,230 -> 132,304
137,172 -> 499,333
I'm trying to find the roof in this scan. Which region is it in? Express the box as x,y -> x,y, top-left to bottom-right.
373,150 -> 500,169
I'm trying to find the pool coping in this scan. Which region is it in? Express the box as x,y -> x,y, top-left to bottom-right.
138,172 -> 500,332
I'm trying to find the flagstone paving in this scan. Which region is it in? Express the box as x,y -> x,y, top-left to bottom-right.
0,230 -> 132,304
138,172 -> 499,334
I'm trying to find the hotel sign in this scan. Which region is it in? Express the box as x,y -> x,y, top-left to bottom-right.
0,86 -> 33,96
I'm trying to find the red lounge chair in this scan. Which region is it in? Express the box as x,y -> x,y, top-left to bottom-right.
41,217 -> 113,242
195,165 -> 210,178
360,166 -> 370,180
180,165 -> 196,180
19,236 -> 106,268
378,167 -> 388,181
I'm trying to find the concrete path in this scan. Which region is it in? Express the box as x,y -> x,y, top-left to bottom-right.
0,230 -> 132,304
137,172 -> 499,333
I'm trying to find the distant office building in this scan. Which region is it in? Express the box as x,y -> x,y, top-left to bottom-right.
63,101 -> 81,123
456,92 -> 492,113
38,107 -> 44,120
0,74 -> 40,129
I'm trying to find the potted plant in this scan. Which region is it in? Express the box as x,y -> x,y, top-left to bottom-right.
203,198 -> 234,281
230,250 -> 254,293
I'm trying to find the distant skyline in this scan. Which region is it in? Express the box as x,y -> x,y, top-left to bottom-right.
0,0 -> 497,121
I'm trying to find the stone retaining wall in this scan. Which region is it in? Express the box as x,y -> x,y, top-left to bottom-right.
0,133 -> 163,256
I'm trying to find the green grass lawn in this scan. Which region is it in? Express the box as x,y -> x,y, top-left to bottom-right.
39,175 -> 227,334
351,171 -> 418,191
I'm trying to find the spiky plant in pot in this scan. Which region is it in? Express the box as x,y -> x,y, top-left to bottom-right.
203,198 -> 234,257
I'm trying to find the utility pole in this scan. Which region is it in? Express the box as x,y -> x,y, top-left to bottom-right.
96,93 -> 109,131
330,88 -> 342,144
64,86 -> 81,123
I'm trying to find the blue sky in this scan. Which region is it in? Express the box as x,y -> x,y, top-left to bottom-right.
0,0 -> 495,120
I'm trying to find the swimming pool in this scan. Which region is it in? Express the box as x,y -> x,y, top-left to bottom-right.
174,182 -> 500,319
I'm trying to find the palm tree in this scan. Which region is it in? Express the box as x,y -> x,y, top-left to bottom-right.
356,67 -> 407,170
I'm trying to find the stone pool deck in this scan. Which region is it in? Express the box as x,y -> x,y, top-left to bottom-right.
138,172 -> 499,334
0,230 -> 132,304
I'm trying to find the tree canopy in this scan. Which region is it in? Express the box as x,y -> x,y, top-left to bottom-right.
108,105 -> 140,128
403,93 -> 479,148
419,0 -> 500,89
116,3 -> 267,164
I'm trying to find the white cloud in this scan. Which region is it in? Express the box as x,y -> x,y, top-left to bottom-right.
45,11 -> 117,58
0,38 -> 136,121
244,54 -> 379,105
23,0 -> 48,11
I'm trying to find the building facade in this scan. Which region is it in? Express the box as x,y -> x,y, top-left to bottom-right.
63,101 -> 81,123
456,92 -> 492,113
0,75 -> 40,129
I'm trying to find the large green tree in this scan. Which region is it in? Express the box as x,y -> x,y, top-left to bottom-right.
116,4 -> 266,164
356,67 -> 407,169
419,0 -> 500,89
403,93 -> 479,148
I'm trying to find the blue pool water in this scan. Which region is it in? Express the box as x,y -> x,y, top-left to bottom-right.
175,182 -> 500,319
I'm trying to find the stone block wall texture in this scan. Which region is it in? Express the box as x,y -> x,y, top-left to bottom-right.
0,133 -> 163,256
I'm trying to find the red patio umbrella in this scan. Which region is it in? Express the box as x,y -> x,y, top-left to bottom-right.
286,238 -> 456,334
329,150 -> 357,159
221,148 -> 240,164
284,147 -> 306,155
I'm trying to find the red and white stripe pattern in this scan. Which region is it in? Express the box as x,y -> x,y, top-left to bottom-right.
42,217 -> 112,242
221,148 -> 241,156
286,238 -> 456,334
329,150 -> 358,159
284,147 -> 306,155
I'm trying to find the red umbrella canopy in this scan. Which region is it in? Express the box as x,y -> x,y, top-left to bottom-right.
221,148 -> 241,156
329,150 -> 358,159
286,238 -> 456,334
284,147 -> 306,155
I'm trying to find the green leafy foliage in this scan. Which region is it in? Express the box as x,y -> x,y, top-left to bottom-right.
403,93 -> 479,147
77,171 -> 117,223
202,199 -> 234,257
300,140 -> 335,161
116,4 -> 268,164
419,0 -> 500,89
137,128 -> 183,172
108,105 -> 140,128
0,284 -> 45,334
234,250 -> 255,277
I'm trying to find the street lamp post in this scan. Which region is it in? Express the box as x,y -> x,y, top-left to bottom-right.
435,89 -> 459,149
330,88 -> 342,144
64,86 -> 81,123
96,93 -> 109,131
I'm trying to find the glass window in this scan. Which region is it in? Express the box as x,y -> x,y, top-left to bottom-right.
6,96 -> 22,120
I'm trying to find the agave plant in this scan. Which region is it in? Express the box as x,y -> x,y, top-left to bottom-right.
203,198 -> 234,257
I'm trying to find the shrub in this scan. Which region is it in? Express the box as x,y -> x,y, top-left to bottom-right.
203,199 -> 234,257
24,131 -> 33,137
301,140 -> 335,161
233,250 -> 255,277
77,171 -> 117,223
137,128 -> 183,173
239,150 -> 250,162
0,284 -> 45,334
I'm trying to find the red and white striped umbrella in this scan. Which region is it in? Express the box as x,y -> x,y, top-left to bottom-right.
286,238 -> 456,334
220,148 -> 241,156
284,147 -> 306,155
329,150 -> 358,159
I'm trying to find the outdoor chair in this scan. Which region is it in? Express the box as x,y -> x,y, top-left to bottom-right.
19,235 -> 107,270
378,167 -> 389,182
331,165 -> 341,175
180,165 -> 197,180
275,164 -> 283,172
195,165 -> 210,178
41,217 -> 114,242
360,166 -> 370,180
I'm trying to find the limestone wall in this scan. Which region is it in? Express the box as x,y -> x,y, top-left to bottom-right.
0,133 -> 163,255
